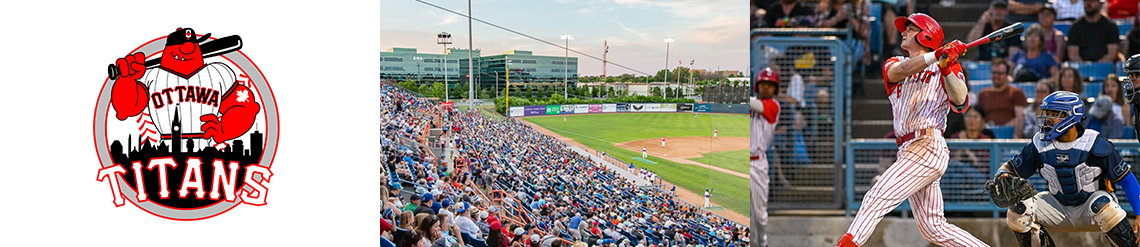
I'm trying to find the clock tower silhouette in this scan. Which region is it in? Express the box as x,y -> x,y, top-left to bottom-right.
172,106 -> 182,153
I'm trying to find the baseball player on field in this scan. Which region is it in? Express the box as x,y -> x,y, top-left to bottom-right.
661,136 -> 666,148
750,66 -> 780,247
714,128 -> 719,138
986,91 -> 1140,247
642,147 -> 648,158
837,13 -> 988,247
111,28 -> 260,147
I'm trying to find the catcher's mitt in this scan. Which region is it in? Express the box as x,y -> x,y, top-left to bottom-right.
985,172 -> 1038,208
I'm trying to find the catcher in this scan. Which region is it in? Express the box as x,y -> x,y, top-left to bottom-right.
986,91 -> 1140,247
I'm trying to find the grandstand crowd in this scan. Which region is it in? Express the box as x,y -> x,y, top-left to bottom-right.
381,82 -> 750,247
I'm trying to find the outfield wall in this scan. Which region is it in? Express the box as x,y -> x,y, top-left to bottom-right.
507,103 -> 748,117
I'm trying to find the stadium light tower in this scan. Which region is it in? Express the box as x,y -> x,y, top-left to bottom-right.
664,37 -> 674,99
437,32 -> 452,102
561,34 -> 574,99
468,0 -> 475,108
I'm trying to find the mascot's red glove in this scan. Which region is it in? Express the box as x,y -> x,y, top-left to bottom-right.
200,83 -> 261,143
111,52 -> 150,120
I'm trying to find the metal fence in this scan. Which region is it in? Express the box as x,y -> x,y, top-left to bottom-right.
846,139 -> 1140,217
703,85 -> 749,103
752,36 -> 850,209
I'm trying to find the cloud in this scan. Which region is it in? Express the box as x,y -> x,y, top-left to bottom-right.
437,15 -> 461,25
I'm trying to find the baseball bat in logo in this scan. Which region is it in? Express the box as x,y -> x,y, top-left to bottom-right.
93,28 -> 279,220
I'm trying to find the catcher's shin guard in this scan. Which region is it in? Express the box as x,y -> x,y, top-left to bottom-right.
1106,219 -> 1138,247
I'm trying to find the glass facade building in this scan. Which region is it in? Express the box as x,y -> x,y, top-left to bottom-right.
380,47 -> 577,90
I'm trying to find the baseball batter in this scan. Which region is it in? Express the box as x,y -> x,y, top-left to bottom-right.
990,91 -> 1140,247
750,67 -> 780,247
111,28 -> 260,148
837,14 -> 987,247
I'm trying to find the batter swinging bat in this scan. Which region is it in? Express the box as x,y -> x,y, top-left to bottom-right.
106,35 -> 243,79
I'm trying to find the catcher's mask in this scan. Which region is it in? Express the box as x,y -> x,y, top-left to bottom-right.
1037,91 -> 1084,141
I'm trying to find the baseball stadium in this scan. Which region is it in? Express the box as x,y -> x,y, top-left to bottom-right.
753,0 -> 1140,246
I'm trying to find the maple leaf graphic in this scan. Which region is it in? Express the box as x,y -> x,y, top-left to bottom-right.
236,89 -> 249,102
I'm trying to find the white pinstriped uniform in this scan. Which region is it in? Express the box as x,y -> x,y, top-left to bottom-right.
136,63 -> 235,149
845,56 -> 988,246
751,98 -> 778,247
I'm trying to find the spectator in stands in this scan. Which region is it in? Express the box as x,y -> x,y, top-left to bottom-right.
978,59 -> 1029,131
1054,0 -> 1086,21
875,0 -> 912,56
406,195 -> 422,212
454,202 -> 481,237
1084,95 -> 1126,138
416,193 -> 437,216
947,107 -> 994,196
398,231 -> 426,247
417,214 -> 442,247
400,211 -> 416,230
814,0 -> 849,28
848,0 -> 874,65
952,107 -> 996,140
1056,66 -> 1086,95
436,212 -> 464,247
763,0 -> 815,28
1037,3 -> 1068,62
1007,0 -> 1049,23
1067,0 -> 1121,62
1126,21 -> 1140,58
1011,24 -> 1061,82
1107,0 -> 1139,21
1103,73 -> 1131,125
1018,79 -> 1057,138
970,0 -> 1021,61
488,221 -> 508,247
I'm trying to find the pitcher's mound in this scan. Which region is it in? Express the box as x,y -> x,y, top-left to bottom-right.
616,136 -> 747,159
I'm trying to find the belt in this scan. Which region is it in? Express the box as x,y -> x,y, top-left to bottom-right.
896,129 -> 941,146
750,155 -> 761,160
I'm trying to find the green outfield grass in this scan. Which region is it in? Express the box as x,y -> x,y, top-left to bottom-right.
524,113 -> 750,216
688,149 -> 750,174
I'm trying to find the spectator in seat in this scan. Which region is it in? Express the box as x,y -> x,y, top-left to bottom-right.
1107,0 -> 1139,21
1011,24 -> 1061,82
1102,73 -> 1131,125
874,0 -> 913,56
847,0 -> 873,64
978,59 -> 1029,131
1056,66 -> 1086,95
763,0 -> 815,28
1126,21 -> 1140,57
1083,95 -> 1126,138
1018,79 -> 1057,138
947,107 -> 994,198
969,0 -> 1022,61
1007,0 -> 1049,23
1037,3 -> 1068,62
1067,0 -> 1121,62
1054,0 -> 1087,21
814,0 -> 849,28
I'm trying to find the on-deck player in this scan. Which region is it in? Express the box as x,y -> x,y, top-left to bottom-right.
836,13 -> 988,247
993,91 -> 1140,247
750,66 -> 780,247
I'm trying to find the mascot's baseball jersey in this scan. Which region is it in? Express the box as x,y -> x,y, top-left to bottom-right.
139,63 -> 236,146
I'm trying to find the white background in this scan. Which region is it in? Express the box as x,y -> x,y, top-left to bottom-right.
1,0 -> 382,245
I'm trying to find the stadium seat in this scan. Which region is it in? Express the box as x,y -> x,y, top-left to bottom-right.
1084,82 -> 1103,98
869,3 -> 882,53
970,80 -> 993,94
381,237 -> 397,247
991,126 -> 1015,139
963,61 -> 991,82
1125,126 -> 1136,139
1055,22 -> 1070,36
1014,83 -> 1036,96
393,228 -> 408,244
1121,23 -> 1133,37
1067,62 -> 1115,82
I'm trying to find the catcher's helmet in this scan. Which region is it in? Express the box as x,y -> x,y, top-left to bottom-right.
895,13 -> 944,50
1038,91 -> 1084,141
1126,54 -> 1140,75
755,67 -> 780,95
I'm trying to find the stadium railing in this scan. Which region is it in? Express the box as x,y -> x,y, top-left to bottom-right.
845,139 -> 1140,218
752,35 -> 851,209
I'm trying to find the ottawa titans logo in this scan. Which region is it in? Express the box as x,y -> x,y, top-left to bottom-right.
93,28 -> 279,220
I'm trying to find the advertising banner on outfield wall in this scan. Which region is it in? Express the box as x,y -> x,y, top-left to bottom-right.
561,105 -> 574,114
630,103 -> 646,112
545,105 -> 561,115
574,104 -> 589,114
526,106 -> 547,116
678,104 -> 693,112
589,104 -> 602,113
694,103 -> 712,112
645,104 -> 661,112
509,107 -> 524,117
616,103 -> 629,112
662,103 -> 677,112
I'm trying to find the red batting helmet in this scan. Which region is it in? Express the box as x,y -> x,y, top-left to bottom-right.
755,67 -> 780,95
895,13 -> 943,50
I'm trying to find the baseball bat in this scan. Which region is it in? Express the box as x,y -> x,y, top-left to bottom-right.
964,22 -> 1025,50
107,35 -> 243,79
